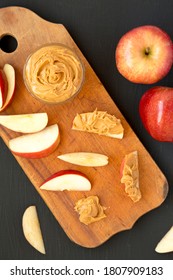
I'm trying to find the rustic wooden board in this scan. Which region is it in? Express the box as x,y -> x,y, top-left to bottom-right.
0,6 -> 168,248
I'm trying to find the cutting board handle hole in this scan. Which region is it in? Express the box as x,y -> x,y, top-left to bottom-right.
0,34 -> 18,53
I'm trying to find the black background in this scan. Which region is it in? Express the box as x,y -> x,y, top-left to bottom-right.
0,0 -> 173,260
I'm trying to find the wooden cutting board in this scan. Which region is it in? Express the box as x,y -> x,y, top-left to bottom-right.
0,6 -> 168,248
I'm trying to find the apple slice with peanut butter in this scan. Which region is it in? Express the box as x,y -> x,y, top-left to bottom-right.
120,151 -> 141,202
72,108 -> 124,139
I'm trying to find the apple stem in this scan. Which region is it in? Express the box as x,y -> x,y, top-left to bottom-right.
145,47 -> 150,55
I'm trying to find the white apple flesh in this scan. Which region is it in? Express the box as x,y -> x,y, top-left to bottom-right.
0,64 -> 15,112
0,112 -> 48,133
57,152 -> 108,167
115,25 -> 173,84
9,124 -> 60,158
155,226 -> 173,253
0,69 -> 7,108
22,205 -> 46,254
40,170 -> 91,191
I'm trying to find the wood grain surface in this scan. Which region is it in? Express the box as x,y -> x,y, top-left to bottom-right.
0,6 -> 168,248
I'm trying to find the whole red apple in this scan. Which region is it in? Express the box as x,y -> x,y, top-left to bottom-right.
115,25 -> 173,84
139,86 -> 173,141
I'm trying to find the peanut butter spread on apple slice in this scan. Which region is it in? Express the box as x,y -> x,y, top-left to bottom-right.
72,108 -> 124,139
121,151 -> 141,202
74,195 -> 106,225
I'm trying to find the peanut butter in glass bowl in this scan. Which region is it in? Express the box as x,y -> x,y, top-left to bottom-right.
23,44 -> 85,104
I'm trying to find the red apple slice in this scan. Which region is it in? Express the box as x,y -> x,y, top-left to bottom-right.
120,158 -> 125,178
155,226 -> 173,253
0,112 -> 48,133
22,205 -> 46,254
0,64 -> 15,112
0,69 -> 8,108
57,152 -> 109,166
120,151 -> 141,202
9,124 -> 60,158
40,170 -> 91,191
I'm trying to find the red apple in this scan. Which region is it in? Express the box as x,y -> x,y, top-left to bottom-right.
40,170 -> 91,191
139,86 -> 173,142
0,64 -> 15,112
9,124 -> 60,158
0,69 -> 8,108
115,25 -> 173,84
155,226 -> 173,253
0,112 -> 48,133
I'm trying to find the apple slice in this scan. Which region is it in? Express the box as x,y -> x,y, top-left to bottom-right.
58,152 -> 108,167
0,69 -> 8,108
0,64 -> 15,112
120,151 -> 141,202
0,112 -> 48,133
22,205 -> 46,254
9,124 -> 60,158
155,226 -> 173,253
40,170 -> 91,191
72,109 -> 124,139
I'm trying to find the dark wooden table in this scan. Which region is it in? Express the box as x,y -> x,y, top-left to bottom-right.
0,0 -> 173,260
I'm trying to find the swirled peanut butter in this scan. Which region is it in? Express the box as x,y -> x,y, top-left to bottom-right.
72,108 -> 124,139
74,195 -> 106,225
24,44 -> 84,103
121,151 -> 141,202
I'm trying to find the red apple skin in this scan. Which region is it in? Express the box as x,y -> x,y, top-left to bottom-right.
120,159 -> 126,189
41,170 -> 89,186
139,86 -> 173,142
0,88 -> 15,112
120,159 -> 125,179
0,69 -> 8,108
115,25 -> 173,84
0,64 -> 15,112
12,134 -> 60,158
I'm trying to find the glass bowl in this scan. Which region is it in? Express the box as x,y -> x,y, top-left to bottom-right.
23,43 -> 85,105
